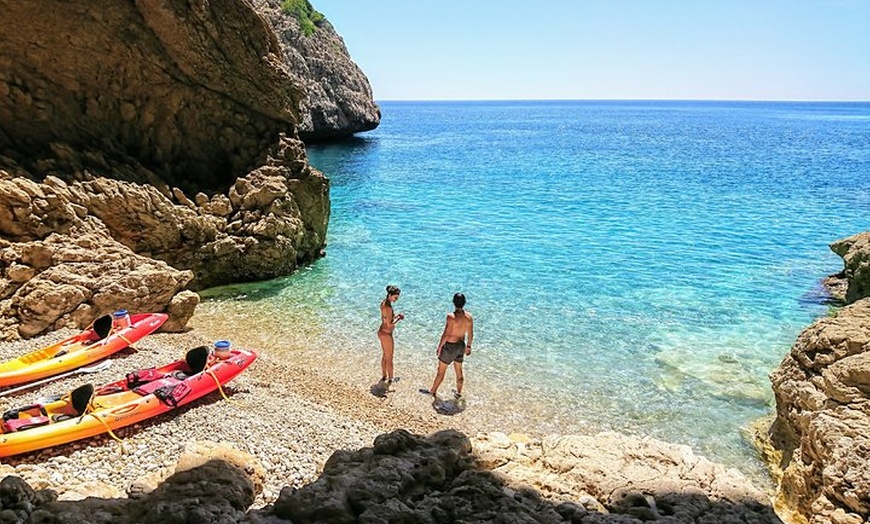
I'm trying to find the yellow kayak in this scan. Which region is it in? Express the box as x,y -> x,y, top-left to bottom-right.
0,345 -> 256,457
0,313 -> 168,388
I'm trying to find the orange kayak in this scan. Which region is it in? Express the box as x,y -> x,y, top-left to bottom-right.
0,313 -> 168,388
0,345 -> 256,457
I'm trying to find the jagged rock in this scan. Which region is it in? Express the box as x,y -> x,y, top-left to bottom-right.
252,0 -> 381,141
0,0 -> 337,335
768,298 -> 870,524
0,224 -> 193,339
161,290 -> 200,333
831,232 -> 870,303
473,431 -> 781,523
251,429 -> 781,524
1,459 -> 255,524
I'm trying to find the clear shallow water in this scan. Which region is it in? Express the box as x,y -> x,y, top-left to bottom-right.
198,100 -> 870,478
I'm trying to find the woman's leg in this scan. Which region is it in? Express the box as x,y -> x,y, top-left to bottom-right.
378,332 -> 394,381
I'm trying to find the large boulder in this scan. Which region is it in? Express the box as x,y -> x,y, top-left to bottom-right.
830,231 -> 870,304
767,298 -> 870,524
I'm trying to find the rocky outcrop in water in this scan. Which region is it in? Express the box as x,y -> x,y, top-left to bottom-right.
0,0 -> 341,337
252,0 -> 381,142
830,231 -> 870,304
767,298 -> 870,524
0,430 -> 782,523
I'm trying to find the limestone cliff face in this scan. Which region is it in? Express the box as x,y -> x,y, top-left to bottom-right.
0,0 -> 337,337
768,298 -> 870,524
252,0 -> 381,142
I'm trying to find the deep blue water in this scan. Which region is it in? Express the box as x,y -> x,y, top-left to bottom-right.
200,100 -> 870,476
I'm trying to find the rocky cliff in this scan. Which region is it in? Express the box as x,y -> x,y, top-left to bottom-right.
764,231 -> 870,524
0,0 -> 379,338
252,0 -> 381,142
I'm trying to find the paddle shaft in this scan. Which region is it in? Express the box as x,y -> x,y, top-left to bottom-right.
0,360 -> 112,398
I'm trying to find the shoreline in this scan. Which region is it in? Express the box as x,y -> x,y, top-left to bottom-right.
0,325 -> 527,507
0,319 -> 779,507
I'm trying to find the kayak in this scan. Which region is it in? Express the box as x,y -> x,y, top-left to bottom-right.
0,313 -> 168,388
0,345 -> 257,457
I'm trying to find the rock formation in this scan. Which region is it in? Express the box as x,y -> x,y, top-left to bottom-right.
830,231 -> 870,304
767,298 -> 870,524
252,0 -> 381,142
0,430 -> 783,523
0,0 -> 373,337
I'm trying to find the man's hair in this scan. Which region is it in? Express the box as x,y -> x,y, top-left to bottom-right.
386,285 -> 401,296
453,292 -> 466,309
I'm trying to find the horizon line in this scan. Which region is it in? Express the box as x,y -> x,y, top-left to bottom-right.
374,97 -> 870,103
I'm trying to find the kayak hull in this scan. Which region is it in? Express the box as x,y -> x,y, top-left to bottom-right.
0,313 -> 168,388
0,348 -> 256,457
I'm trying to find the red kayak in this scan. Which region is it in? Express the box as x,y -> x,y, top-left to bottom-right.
0,345 -> 257,457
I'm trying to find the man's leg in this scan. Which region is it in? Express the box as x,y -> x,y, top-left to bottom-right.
453,362 -> 464,396
429,361 -> 449,396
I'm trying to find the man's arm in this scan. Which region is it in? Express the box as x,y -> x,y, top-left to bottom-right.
437,314 -> 454,354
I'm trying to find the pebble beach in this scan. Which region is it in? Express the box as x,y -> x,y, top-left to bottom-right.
0,322 -> 507,508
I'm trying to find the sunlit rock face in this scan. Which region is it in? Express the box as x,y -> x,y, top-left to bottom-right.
251,0 -> 381,142
0,0 -> 333,337
769,298 -> 870,524
830,231 -> 870,304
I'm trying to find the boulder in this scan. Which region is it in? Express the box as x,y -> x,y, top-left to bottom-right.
830,232 -> 870,303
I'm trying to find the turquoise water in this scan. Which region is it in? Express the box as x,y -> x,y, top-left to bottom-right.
200,101 -> 870,475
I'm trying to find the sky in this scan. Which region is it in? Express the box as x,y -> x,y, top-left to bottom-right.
319,1 -> 870,101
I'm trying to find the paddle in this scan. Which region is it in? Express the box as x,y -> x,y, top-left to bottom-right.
0,360 -> 113,398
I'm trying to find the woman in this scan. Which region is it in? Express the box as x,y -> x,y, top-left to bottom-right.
378,285 -> 404,383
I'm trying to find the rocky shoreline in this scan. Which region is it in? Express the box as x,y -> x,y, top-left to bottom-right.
0,322 -> 783,523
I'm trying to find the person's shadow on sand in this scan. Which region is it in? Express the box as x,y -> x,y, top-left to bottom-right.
370,380 -> 398,398
418,389 -> 467,415
433,397 -> 466,415
432,398 -> 465,415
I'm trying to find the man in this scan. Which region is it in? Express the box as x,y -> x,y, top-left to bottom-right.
420,292 -> 474,399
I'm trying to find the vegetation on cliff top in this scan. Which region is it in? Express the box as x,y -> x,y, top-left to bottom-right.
281,0 -> 325,36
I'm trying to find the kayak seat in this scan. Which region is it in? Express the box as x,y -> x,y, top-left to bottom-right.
185,346 -> 209,376
70,384 -> 95,416
92,314 -> 113,340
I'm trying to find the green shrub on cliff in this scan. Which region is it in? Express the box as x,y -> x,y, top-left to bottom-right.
281,0 -> 325,36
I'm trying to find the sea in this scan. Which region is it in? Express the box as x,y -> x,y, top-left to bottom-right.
195,100 -> 870,482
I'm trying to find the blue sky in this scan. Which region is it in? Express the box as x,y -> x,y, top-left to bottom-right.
320,1 -> 870,101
